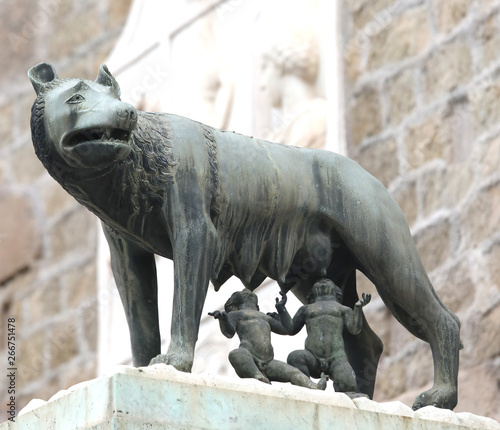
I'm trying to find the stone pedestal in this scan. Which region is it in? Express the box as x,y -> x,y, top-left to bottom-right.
2,365 -> 500,429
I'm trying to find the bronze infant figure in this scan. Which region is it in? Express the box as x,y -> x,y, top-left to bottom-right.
209,290 -> 328,390
287,279 -> 370,396
28,62 -> 461,410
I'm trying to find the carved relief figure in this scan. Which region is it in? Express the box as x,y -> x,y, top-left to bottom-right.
28,63 -> 460,410
258,16 -> 326,149
287,279 -> 371,396
209,290 -> 327,389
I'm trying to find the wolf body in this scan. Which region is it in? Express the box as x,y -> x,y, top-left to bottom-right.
28,63 -> 461,410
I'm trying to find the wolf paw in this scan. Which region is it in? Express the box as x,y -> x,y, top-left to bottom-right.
412,385 -> 457,410
149,351 -> 193,373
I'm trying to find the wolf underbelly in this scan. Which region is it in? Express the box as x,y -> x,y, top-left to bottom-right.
205,128 -> 355,291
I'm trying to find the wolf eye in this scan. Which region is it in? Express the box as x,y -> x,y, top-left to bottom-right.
66,94 -> 85,104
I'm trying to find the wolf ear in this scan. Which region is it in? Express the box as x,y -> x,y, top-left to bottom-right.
28,62 -> 58,95
95,64 -> 121,98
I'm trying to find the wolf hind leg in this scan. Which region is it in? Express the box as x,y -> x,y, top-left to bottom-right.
376,267 -> 460,410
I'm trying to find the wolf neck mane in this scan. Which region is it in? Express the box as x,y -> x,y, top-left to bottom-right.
109,111 -> 176,218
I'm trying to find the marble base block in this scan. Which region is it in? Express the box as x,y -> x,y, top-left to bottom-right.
2,365 -> 500,429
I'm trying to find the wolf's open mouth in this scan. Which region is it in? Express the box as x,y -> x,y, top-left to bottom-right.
65,128 -> 131,147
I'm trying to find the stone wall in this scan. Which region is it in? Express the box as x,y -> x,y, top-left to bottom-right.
0,0 -> 131,422
342,0 -> 500,420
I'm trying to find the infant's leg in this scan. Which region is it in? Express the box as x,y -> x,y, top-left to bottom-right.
287,349 -> 321,378
266,360 -> 325,390
229,348 -> 270,383
330,359 -> 357,393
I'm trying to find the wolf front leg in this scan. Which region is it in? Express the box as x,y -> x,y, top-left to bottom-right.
102,223 -> 161,367
150,216 -> 217,372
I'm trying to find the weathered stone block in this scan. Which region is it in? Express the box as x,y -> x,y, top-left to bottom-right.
0,0 -> 38,86
11,141 -> 47,184
344,41 -> 362,84
17,92 -> 36,133
348,0 -> 398,30
374,358 -> 408,400
18,328 -> 47,383
480,134 -> 500,179
364,301 -> 391,348
405,345 -> 434,391
58,57 -> 95,83
27,277 -> 61,323
447,164 -> 474,204
0,103 -> 14,150
109,0 -> 133,29
37,179 -> 76,219
81,304 -> 98,352
423,39 -> 473,102
392,179 -> 418,227
0,162 -> 5,186
405,115 -> 451,170
432,261 -> 474,314
460,181 -> 500,248
59,357 -> 98,392
486,241 -> 500,293
48,319 -> 79,370
413,219 -> 451,273
432,0 -> 470,33
0,190 -> 41,283
368,7 -> 430,70
470,305 -> 500,362
48,208 -> 96,263
386,315 -> 418,356
356,271 -> 378,297
470,76 -> 500,134
421,164 -> 473,216
48,3 -> 104,60
386,68 -> 415,126
90,35 -> 122,75
456,363 -> 500,421
481,0 -> 500,11
1,268 -> 35,300
15,377 -> 62,422
348,84 -> 382,147
354,137 -> 398,187
481,13 -> 500,67
63,263 -> 97,309
448,102 -> 475,164
48,0 -> 74,23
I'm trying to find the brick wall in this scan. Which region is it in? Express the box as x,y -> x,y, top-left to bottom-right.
0,0 -> 131,422
342,0 -> 500,419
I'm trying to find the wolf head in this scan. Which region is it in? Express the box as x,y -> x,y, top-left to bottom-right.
28,62 -> 137,171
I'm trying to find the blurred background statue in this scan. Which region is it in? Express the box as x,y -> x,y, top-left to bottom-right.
257,5 -> 327,149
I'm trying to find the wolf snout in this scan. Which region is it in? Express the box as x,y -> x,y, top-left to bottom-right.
116,103 -> 138,128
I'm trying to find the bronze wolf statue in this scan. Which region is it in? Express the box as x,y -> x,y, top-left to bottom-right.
28,62 -> 461,410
